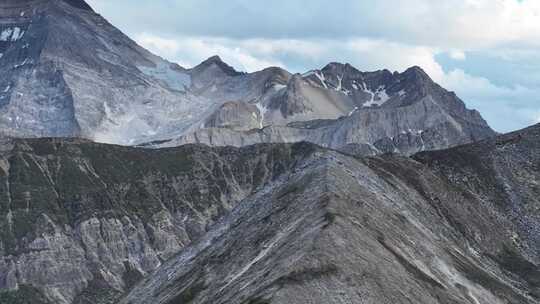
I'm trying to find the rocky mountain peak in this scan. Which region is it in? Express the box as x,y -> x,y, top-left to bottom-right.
204,55 -> 224,64
321,61 -> 349,73
191,55 -> 242,77
401,65 -> 432,84
321,62 -> 392,78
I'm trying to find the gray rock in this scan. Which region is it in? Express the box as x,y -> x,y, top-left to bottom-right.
120,124 -> 540,304
203,101 -> 261,131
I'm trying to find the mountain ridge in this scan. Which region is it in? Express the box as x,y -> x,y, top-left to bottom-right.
154,61 -> 494,155
119,123 -> 540,304
0,124 -> 535,304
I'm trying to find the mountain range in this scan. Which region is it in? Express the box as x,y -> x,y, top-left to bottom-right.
0,0 -> 494,155
0,1 -> 538,304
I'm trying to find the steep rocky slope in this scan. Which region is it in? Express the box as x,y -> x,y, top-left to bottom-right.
0,138 -> 315,304
0,0 -> 494,154
120,124 -> 540,304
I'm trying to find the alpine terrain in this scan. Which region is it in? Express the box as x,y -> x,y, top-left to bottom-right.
0,0 -> 494,155
0,1 -> 538,304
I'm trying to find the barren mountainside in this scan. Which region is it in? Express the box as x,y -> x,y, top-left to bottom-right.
0,138 -> 316,303
118,124 -> 540,304
0,1 -> 537,304
0,0 -> 494,155
0,124 -> 538,304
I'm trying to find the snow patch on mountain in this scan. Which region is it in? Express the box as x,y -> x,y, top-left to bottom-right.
363,86 -> 390,107
13,58 -> 30,68
273,84 -> 286,91
255,102 -> 268,129
314,71 -> 328,89
336,75 -> 343,91
332,75 -> 351,95
11,27 -> 23,41
0,27 -> 24,41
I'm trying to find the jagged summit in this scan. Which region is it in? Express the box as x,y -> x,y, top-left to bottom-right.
321,61 -> 393,77
403,65 -> 429,75
200,55 -> 225,65
401,65 -> 433,84
191,55 -> 242,76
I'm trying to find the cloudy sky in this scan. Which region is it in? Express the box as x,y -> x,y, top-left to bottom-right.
86,0 -> 540,133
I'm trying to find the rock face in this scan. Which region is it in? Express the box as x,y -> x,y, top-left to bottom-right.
0,138 -> 314,304
120,124 -> 540,304
0,0 -> 494,154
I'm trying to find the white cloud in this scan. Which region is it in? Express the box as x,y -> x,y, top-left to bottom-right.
441,69 -> 529,99
420,0 -> 540,49
88,0 -> 540,51
440,69 -> 540,132
449,50 -> 466,61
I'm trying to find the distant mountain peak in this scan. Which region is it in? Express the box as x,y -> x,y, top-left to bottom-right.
321,62 -> 357,75
204,55 -> 224,64
402,65 -> 431,81
192,55 -> 242,76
